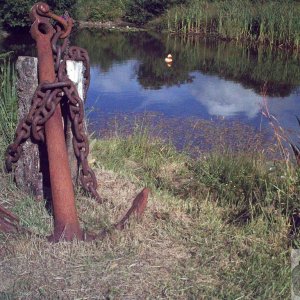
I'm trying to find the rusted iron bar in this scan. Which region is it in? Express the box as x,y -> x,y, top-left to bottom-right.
0,205 -> 20,233
85,188 -> 149,241
2,2 -> 149,242
30,3 -> 82,241
115,187 -> 149,230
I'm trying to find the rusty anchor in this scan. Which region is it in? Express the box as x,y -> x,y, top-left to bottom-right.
1,2 -> 149,242
30,3 -> 83,241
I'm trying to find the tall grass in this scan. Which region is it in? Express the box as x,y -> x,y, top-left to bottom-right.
0,54 -> 17,160
164,0 -> 300,48
92,120 -> 300,236
74,0 -> 129,22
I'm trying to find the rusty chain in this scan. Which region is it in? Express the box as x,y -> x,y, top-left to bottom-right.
5,15 -> 102,203
0,3 -> 149,240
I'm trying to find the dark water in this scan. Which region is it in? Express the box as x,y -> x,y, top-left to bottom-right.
2,29 -> 300,152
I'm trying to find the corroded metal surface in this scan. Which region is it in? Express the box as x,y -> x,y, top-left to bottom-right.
30,2 -> 82,241
86,188 -> 150,241
115,188 -> 149,230
2,2 -> 149,241
0,205 -> 20,233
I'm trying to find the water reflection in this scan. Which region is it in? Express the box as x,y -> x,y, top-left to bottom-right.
72,29 -> 300,144
88,59 -> 300,134
73,29 -> 300,97
2,29 -> 300,149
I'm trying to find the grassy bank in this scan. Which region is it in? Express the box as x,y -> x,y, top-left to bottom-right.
154,0 -> 300,48
92,127 -> 300,235
0,127 -> 293,298
74,0 -> 300,49
2,0 -> 300,50
0,57 -> 296,298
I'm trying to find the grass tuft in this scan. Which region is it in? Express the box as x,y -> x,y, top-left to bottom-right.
162,0 -> 300,49
93,125 -> 300,229
0,55 -> 17,163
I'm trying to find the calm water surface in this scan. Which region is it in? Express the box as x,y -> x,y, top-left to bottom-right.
2,29 -> 300,151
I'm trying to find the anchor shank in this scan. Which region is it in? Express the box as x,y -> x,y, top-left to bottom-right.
30,3 -> 82,241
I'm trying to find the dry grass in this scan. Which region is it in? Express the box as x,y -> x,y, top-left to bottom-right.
0,160 -> 290,299
0,169 -> 197,299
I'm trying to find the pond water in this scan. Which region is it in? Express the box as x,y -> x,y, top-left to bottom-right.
2,29 -> 300,153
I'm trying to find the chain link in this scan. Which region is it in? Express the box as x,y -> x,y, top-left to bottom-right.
5,19 -> 102,203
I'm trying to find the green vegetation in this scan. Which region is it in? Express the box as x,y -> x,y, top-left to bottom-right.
124,0 -> 186,25
0,54 -> 17,160
2,0 -> 300,48
74,30 -> 300,96
0,121 -> 293,298
91,128 -> 294,297
92,123 -> 299,230
73,0 -> 187,24
0,0 -> 76,29
74,0 -> 128,22
77,0 -> 300,48
163,0 -> 300,48
0,166 -> 290,298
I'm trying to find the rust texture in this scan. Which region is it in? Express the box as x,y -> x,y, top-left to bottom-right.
30,2 -> 82,241
85,188 -> 150,241
0,206 -> 20,233
14,57 -> 86,195
2,2 -> 149,241
115,188 -> 149,230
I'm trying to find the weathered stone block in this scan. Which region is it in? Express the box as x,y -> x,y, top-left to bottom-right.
15,56 -> 42,198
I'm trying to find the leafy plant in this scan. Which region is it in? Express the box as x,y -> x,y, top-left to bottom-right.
124,0 -> 187,25
0,0 -> 77,29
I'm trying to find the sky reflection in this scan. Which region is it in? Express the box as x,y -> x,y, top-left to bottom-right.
87,60 -> 300,137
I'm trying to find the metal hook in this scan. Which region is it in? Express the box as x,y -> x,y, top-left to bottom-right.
30,2 -> 73,40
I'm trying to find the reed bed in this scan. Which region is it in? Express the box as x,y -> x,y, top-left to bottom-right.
164,0 -> 300,48
0,55 -> 17,160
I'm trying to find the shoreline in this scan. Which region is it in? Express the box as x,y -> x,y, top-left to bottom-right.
76,20 -> 144,32
75,20 -> 299,51
1,20 -> 298,52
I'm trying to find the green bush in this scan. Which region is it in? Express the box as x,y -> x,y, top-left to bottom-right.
74,0 -> 128,22
124,0 -> 188,25
89,1 -> 125,22
0,0 -> 77,29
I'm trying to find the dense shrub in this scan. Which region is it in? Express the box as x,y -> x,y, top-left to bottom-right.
0,0 -> 77,29
74,0 -> 127,22
124,0 -> 188,25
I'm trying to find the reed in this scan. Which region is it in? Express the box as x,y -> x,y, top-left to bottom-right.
92,116 -> 300,237
0,55 -> 17,159
164,0 -> 300,48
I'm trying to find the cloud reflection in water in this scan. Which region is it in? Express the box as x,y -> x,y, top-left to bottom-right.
87,61 -> 300,134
